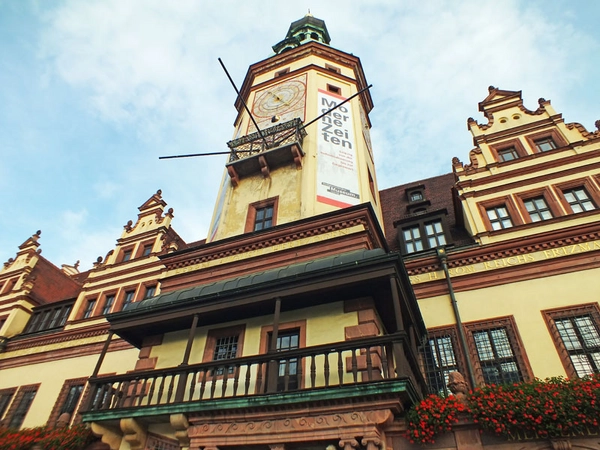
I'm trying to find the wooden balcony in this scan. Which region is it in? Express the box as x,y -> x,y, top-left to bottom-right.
82,333 -> 424,422
225,118 -> 306,184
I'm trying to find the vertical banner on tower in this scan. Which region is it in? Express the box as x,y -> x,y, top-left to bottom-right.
316,89 -> 360,208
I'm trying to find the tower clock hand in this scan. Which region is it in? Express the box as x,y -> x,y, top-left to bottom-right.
268,91 -> 291,107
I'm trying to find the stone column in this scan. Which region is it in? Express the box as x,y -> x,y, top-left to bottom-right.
339,438 -> 359,450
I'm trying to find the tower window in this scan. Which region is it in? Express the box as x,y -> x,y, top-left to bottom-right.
254,205 -> 274,231
275,68 -> 290,78
327,84 -> 341,95
142,244 -> 153,257
325,64 -> 341,74
245,198 -> 279,233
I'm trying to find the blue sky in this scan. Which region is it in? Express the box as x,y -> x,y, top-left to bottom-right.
1,0 -> 599,271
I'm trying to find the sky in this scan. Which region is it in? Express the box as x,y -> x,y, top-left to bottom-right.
1,0 -> 599,271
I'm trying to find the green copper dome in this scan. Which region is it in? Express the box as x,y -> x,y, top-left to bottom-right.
272,14 -> 331,54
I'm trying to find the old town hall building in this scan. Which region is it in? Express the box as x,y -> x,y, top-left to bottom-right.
1,14 -> 599,450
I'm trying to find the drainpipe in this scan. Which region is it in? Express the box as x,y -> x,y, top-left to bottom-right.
436,247 -> 477,389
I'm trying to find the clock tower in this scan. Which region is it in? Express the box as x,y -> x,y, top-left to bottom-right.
207,14 -> 381,242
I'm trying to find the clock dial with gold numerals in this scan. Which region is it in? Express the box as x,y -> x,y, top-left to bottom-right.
250,75 -> 306,131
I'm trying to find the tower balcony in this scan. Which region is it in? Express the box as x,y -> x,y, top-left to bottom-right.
226,118 -> 306,185
81,333 -> 422,424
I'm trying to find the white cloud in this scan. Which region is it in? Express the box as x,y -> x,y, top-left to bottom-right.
2,0 -> 598,270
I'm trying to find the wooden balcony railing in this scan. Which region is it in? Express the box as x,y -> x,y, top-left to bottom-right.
84,333 -> 423,413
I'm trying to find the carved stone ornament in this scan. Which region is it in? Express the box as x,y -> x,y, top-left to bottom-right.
550,439 -> 572,450
447,371 -> 469,403
189,410 -> 392,447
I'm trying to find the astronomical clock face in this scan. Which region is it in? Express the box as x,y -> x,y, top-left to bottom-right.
250,74 -> 307,132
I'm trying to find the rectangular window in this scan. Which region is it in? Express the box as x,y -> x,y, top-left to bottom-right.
123,290 -> 136,308
327,84 -> 341,95
524,197 -> 553,222
7,387 -> 38,429
83,299 -> 96,319
46,378 -> 87,427
203,325 -> 245,377
24,303 -> 73,334
2,278 -> 18,294
544,305 -> 600,378
403,226 -> 423,254
270,330 -> 300,391
275,68 -> 290,77
0,389 -> 16,421
472,327 -> 523,385
254,205 -> 274,231
144,285 -> 156,299
61,385 -> 84,415
497,147 -> 519,162
142,245 -> 153,257
486,206 -> 513,230
325,63 -> 341,74
425,220 -> 446,248
121,249 -> 132,262
421,331 -> 462,396
102,295 -> 115,315
534,137 -> 557,152
409,191 -> 423,202
563,187 -> 596,213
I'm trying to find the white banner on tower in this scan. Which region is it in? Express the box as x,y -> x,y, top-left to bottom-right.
316,89 -> 360,208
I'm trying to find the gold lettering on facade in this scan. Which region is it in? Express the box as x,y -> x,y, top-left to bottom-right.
449,265 -> 475,276
410,238 -> 600,285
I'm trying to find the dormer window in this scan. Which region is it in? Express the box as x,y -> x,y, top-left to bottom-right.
406,186 -> 425,204
395,211 -> 450,255
410,191 -> 423,202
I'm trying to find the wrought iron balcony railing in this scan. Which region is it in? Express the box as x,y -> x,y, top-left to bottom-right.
84,333 -> 423,414
225,118 -> 306,183
226,118 -> 306,163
